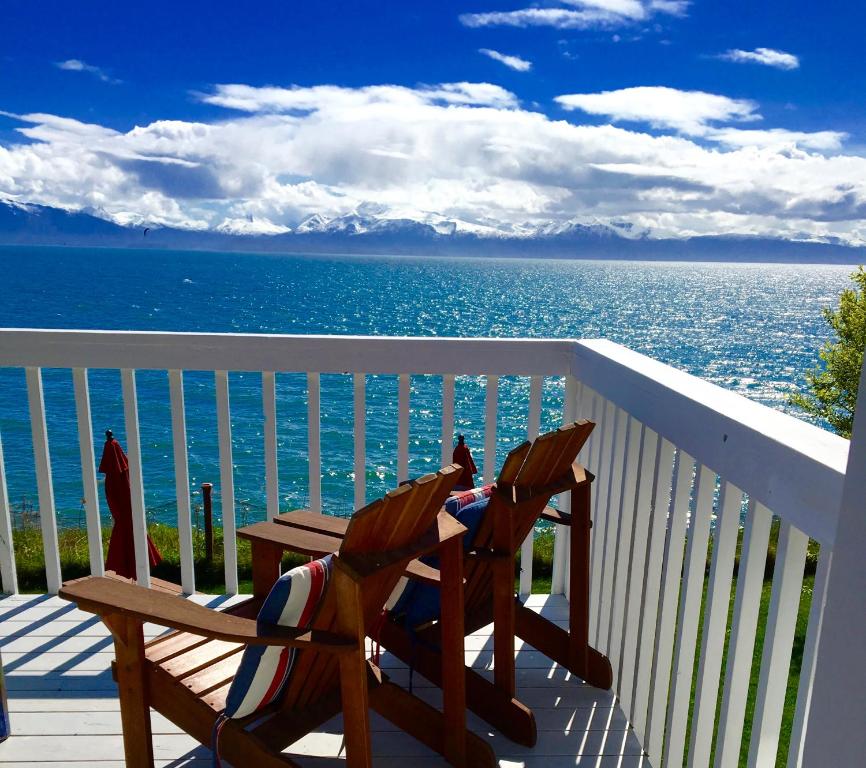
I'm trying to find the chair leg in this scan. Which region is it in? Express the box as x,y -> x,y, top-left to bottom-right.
370,680 -> 496,768
514,602 -> 612,690
105,614 -> 154,768
378,620 -> 537,747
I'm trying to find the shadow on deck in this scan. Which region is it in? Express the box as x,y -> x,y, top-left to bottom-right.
0,593 -> 647,767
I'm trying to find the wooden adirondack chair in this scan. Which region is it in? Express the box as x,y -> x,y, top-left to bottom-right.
258,421 -> 613,748
59,466 -> 495,768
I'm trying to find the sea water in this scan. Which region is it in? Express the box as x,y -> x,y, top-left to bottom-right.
0,245 -> 853,526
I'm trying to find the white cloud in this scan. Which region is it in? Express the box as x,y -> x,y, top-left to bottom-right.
459,0 -> 687,29
0,80 -> 864,245
556,86 -> 760,134
56,59 -> 121,84
718,47 -> 800,70
479,48 -> 533,72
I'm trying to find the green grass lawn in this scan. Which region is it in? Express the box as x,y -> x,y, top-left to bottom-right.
9,522 -> 811,767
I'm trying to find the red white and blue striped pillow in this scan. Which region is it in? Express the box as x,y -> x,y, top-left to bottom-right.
444,484 -> 494,516
224,555 -> 332,719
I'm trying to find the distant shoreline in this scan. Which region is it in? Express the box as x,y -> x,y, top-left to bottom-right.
0,239 -> 863,267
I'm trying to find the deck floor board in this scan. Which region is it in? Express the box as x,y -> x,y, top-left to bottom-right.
0,593 -> 648,766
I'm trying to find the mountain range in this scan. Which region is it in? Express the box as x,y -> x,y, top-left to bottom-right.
1,198 -> 863,263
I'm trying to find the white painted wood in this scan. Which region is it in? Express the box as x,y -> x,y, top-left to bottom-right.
588,399 -> 617,626
631,436 -> 675,741
306,372 -> 321,513
618,427 -> 659,717
688,480 -> 743,768
0,329 -> 578,376
573,339 -> 846,546
0,428 -> 17,594
120,368 -> 151,588
440,374 -> 455,468
354,373 -> 366,510
72,368 -> 103,578
262,371 -> 279,521
398,373 -> 410,483
215,371 -> 238,594
801,352 -> 866,768
606,416 -> 643,683
713,499 -> 773,768
747,521 -> 809,768
551,374 -> 578,595
576,384 -> 594,466
595,406 -> 628,653
519,374 -> 543,596
645,449 -> 694,765
25,367 -> 62,595
483,374 -> 499,484
168,370 -> 194,595
787,545 -> 830,768
662,463 -> 714,768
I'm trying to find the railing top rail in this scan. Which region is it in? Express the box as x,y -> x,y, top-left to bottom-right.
573,339 -> 847,546
0,328 -> 576,376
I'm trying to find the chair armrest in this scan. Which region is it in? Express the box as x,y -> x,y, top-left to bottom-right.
59,576 -> 356,654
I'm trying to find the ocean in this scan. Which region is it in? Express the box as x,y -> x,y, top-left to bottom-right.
0,245 -> 853,527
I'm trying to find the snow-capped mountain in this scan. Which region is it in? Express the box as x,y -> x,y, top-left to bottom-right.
0,198 -> 861,263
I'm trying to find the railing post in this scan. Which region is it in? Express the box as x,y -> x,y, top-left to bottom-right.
801,354 -> 866,766
0,429 -> 17,595
551,374 -> 578,595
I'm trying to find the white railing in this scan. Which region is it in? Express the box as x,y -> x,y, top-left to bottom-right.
0,328 -> 852,768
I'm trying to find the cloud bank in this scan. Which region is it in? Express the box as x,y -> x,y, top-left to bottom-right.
0,81 -> 864,245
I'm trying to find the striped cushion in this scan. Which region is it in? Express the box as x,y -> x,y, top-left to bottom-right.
444,484 -> 494,516
385,485 -> 494,612
224,555 -> 332,719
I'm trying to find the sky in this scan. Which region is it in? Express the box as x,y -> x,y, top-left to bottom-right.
1,0 -> 865,244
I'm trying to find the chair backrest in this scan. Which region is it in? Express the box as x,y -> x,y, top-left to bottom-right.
279,464 -> 460,711
462,421 -> 594,616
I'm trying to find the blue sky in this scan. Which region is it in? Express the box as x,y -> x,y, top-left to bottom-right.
1,0 -> 865,243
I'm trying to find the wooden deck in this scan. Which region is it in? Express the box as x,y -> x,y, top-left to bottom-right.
0,592 -> 647,767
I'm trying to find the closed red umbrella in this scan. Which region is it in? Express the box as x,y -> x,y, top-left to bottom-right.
99,430 -> 162,579
452,434 -> 478,491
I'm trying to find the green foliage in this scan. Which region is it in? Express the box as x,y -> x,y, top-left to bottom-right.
790,266 -> 866,437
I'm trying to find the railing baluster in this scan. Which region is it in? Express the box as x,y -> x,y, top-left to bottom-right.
787,545 -> 831,768
72,368 -> 103,577
688,480 -> 743,768
714,499 -> 772,768
120,368 -> 151,588
398,373 -> 410,484
0,429 -> 17,594
551,374 -> 578,595
663,463 -> 715,768
631,436 -> 676,741
215,371 -> 238,594
26,367 -> 62,594
588,398 -> 616,643
646,449 -> 694,765
354,373 -> 366,510
262,371 -> 279,521
519,374 -> 543,596
307,372 -> 321,513
595,406 -> 628,652
168,370 -> 194,595
606,416 -> 643,685
483,375 -> 498,484
440,374 -> 455,468
747,521 -> 809,768
618,427 -> 660,715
